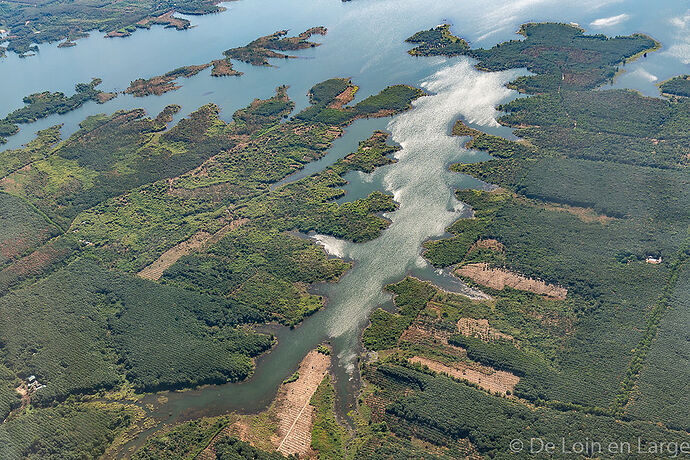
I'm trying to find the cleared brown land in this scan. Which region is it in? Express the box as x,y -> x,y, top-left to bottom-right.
409,356 -> 519,395
197,349 -> 331,459
539,201 -> 615,224
457,318 -> 515,343
137,218 -> 247,280
327,86 -> 356,109
136,11 -> 189,30
457,263 -> 568,299
275,349 -> 330,457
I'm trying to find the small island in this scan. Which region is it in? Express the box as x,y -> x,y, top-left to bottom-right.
124,27 -> 327,97
0,0 -> 225,55
406,22 -> 660,92
0,78 -> 116,143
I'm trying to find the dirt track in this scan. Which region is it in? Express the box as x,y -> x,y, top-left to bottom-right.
137,218 -> 247,280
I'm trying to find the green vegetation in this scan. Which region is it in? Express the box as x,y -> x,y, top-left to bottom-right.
0,125 -> 61,177
154,125 -> 406,327
0,192 -> 61,268
310,375 -> 347,459
0,363 -> 19,421
0,103 -> 230,229
0,77 -> 422,457
108,275 -> 271,392
0,258 -> 270,402
447,334 -> 544,378
0,79 -> 114,143
363,278 -> 437,350
406,22 -> 659,93
0,0 -> 224,55
628,265 -> 690,430
131,416 -> 292,460
307,78 -> 351,106
362,362 -> 690,458
0,401 -> 134,459
422,217 -> 486,268
283,371 -> 299,384
296,81 -> 423,125
124,27 -> 328,97
316,344 -> 331,355
126,64 -> 215,97
356,276 -> 690,458
224,27 -> 327,66
214,437 -> 292,460
452,120 -> 536,159
406,20 -> 688,435
406,24 -> 469,56
0,260 -> 121,404
499,90 -> 690,168
132,416 -> 229,459
659,74 -> 690,98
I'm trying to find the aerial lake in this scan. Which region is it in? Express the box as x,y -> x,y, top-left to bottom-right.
2,0 -> 688,454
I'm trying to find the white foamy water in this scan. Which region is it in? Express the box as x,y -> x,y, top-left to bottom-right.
590,13 -> 631,28
315,58 -> 525,361
666,11 -> 690,64
312,234 -> 346,258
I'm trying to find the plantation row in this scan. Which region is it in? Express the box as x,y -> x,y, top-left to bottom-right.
358,276 -> 690,457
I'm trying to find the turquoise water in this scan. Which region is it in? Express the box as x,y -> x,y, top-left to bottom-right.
2,0 -> 689,454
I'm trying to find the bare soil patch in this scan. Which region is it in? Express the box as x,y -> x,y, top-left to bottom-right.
457,263 -> 567,300
275,349 -> 330,457
540,202 -> 615,224
211,59 -> 242,77
409,356 -> 519,395
95,91 -> 117,103
327,86 -> 356,109
457,318 -> 515,343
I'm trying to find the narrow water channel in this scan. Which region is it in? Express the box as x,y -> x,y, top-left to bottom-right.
119,58 -> 527,456
3,0 -> 689,456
